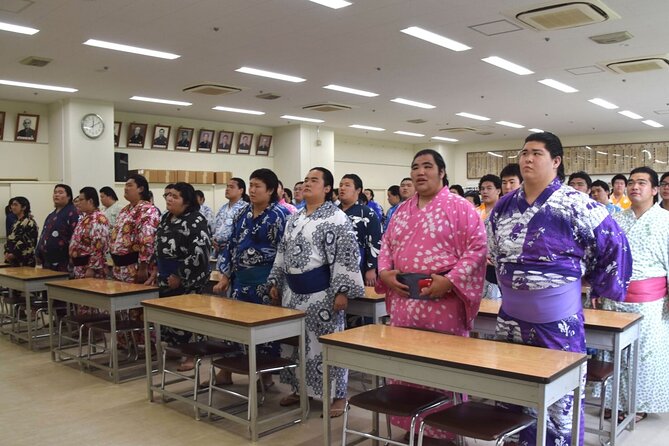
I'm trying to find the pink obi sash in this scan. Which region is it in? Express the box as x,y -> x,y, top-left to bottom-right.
625,277 -> 667,303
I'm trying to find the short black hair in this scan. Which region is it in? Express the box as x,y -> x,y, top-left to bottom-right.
449,184 -> 465,196
568,171 -> 593,189
364,188 -> 375,199
525,132 -> 564,181
342,174 -> 363,191
165,183 -> 175,190
250,168 -> 280,202
464,190 -> 481,207
500,163 -> 523,182
284,188 -> 293,202
630,166 -> 659,203
294,181 -> 304,187
99,186 -> 118,201
387,185 -> 400,197
127,173 -> 151,201
479,174 -> 502,190
661,172 -> 669,183
590,180 -> 610,193
412,149 -> 448,186
11,196 -> 31,216
611,174 -> 627,186
79,186 -> 100,208
54,183 -> 74,204
194,190 -> 205,200
171,182 -> 200,213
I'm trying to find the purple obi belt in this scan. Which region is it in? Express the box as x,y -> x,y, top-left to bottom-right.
500,279 -> 582,324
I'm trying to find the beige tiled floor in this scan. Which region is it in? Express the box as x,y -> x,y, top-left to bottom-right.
1,336 -> 668,446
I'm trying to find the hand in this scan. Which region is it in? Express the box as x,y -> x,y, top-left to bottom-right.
333,293 -> 348,311
144,269 -> 157,286
486,255 -> 494,266
135,263 -> 149,284
364,269 -> 377,287
269,286 -> 281,306
167,274 -> 181,289
213,275 -> 230,294
420,274 -> 454,299
84,268 -> 95,278
5,253 -> 14,261
378,269 -> 409,297
590,298 -> 600,309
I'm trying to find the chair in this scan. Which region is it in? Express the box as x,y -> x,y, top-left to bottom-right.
416,401 -> 535,446
57,312 -> 108,359
160,340 -> 236,420
585,358 -> 615,434
341,384 -> 450,446
86,318 -> 147,365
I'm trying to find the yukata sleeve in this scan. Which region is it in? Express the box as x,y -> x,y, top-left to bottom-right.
217,218 -> 238,277
364,208 -> 382,272
330,216 -> 365,300
179,215 -> 211,290
137,205 -> 160,263
584,215 -> 632,302
267,215 -> 290,290
89,215 -> 109,271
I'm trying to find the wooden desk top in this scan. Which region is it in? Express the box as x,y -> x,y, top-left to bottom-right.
46,278 -> 158,296
142,294 -> 305,327
476,299 -> 643,332
0,267 -> 69,281
320,324 -> 586,384
0,262 -> 10,268
359,286 -> 385,301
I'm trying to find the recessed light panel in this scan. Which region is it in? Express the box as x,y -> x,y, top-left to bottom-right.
642,120 -> 663,128
528,128 -> 544,132
618,110 -> 643,119
212,106 -> 265,115
280,115 -> 325,123
83,39 -> 180,59
482,56 -> 533,75
309,0 -> 352,9
323,84 -> 378,97
432,136 -> 459,142
538,79 -> 578,93
350,124 -> 384,131
394,131 -> 425,137
0,20 -> 39,35
456,112 -> 490,121
400,26 -> 471,52
236,66 -> 305,83
588,98 -> 618,109
0,79 -> 77,93
130,96 -> 191,106
496,121 -> 524,128
390,97 -> 435,109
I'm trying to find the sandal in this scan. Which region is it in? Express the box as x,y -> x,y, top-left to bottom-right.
279,393 -> 301,407
329,398 -> 346,418
176,359 -> 195,372
635,412 -> 648,423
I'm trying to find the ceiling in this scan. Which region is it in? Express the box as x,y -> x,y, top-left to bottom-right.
1,0 -> 668,145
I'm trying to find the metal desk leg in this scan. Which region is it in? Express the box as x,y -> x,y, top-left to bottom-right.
571,363 -> 584,446
629,336 -> 640,431
25,290 -> 33,350
536,403 -> 547,446
144,317 -> 153,401
48,297 -> 55,361
248,338 -> 258,441
323,352 -> 331,446
111,313 -> 119,383
299,322 -> 308,421
610,333 -> 621,445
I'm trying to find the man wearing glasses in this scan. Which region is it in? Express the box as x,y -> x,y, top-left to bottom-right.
659,172 -> 669,210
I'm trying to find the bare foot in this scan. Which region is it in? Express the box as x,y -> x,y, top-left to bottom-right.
329,397 -> 346,418
214,369 -> 233,385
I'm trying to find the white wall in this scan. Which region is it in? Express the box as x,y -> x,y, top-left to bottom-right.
0,100 -> 50,180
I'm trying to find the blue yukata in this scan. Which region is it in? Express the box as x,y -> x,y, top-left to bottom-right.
340,202 -> 381,275
487,177 -> 632,446
366,200 -> 384,223
36,203 -> 79,272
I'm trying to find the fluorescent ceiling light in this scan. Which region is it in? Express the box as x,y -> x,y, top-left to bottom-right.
309,0 -> 351,9
280,115 -> 324,123
323,84 -> 378,97
0,21 -> 39,35
394,131 -> 425,137
642,119 -> 663,128
400,26 -> 470,52
456,112 -> 490,121
588,98 -> 618,110
236,66 -> 305,83
349,124 -> 385,132
130,96 -> 191,106
596,151 -> 608,155
538,79 -> 578,93
496,121 -> 524,129
528,128 -> 544,132
212,106 -> 265,115
391,97 -> 435,109
585,146 -> 592,150
432,136 -> 458,142
487,152 -> 503,158
618,110 -> 643,120
83,39 -> 180,59
481,56 -> 533,75
0,79 -> 77,93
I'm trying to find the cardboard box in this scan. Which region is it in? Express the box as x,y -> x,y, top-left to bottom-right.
129,169 -> 176,183
177,170 -> 197,183
215,171 -> 232,184
196,171 -> 215,184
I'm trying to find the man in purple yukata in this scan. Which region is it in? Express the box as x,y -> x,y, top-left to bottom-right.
487,132 -> 632,446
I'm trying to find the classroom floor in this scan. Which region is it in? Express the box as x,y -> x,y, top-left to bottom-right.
2,336 -> 668,446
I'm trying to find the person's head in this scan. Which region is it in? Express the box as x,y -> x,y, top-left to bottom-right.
411,149 -> 447,198
331,188 -> 339,202
660,172 -> 669,203
181,130 -> 188,139
194,190 -> 205,205
464,191 -> 481,207
77,187 -> 100,213
627,167 -> 658,207
125,174 -> 150,203
568,171 -> 592,194
225,177 -> 248,202
99,186 -> 118,208
590,180 -> 610,205
202,133 -> 210,141
294,181 -> 304,201
611,174 -> 627,196
387,185 -> 401,206
23,118 -> 31,129
364,188 -> 375,202
399,177 -> 414,200
10,196 -> 30,218
304,167 -> 334,204
241,135 -> 249,143
339,174 -> 363,206
162,184 -> 176,201
249,168 -> 280,206
166,182 -> 199,216
148,191 -> 154,204
53,183 -> 73,208
479,174 -> 502,206
158,129 -> 165,136
500,163 -> 523,195
133,126 -> 141,135
449,184 -> 465,196
284,188 -> 293,202
520,132 -> 564,186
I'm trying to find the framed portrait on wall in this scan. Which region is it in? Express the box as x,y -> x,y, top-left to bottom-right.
216,130 -> 234,153
151,124 -> 171,149
197,129 -> 214,152
237,132 -> 253,155
0,111 -> 5,140
15,113 -> 39,142
175,127 -> 193,151
127,123 -> 147,148
256,134 -> 272,156
113,121 -> 121,147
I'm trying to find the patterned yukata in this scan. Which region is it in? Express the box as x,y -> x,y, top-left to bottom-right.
383,203 -> 399,232
367,200 -> 384,222
4,216 -> 38,267
155,210 -> 211,346
340,202 -> 381,274
109,201 -> 160,283
212,200 -> 249,251
599,204 -> 669,413
268,201 -> 364,399
279,199 -> 298,215
102,200 -> 123,227
487,178 -> 632,446
611,194 -> 631,210
69,210 -> 109,279
219,202 -> 288,355
36,203 -> 78,272
199,204 -> 214,234
376,187 -> 487,440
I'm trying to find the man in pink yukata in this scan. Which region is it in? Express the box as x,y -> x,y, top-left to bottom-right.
377,149 -> 488,442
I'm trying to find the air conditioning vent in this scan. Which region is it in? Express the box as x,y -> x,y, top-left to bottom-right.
20,56 -> 52,67
439,127 -> 478,133
302,103 -> 352,112
407,118 -> 428,124
589,31 -> 632,44
256,92 -> 281,100
512,1 -> 619,31
183,84 -> 241,95
604,56 -> 669,74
